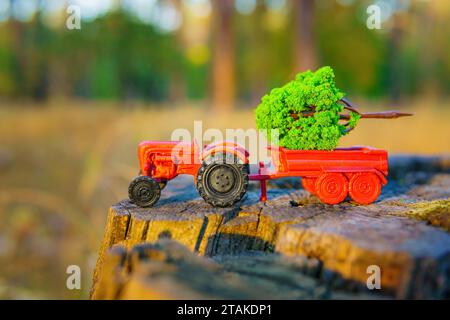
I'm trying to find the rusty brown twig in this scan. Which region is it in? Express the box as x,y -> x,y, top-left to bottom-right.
339,111 -> 414,120
290,106 -> 316,120
339,97 -> 414,119
289,98 -> 413,134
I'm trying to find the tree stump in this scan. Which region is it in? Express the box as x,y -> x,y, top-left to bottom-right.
91,155 -> 450,299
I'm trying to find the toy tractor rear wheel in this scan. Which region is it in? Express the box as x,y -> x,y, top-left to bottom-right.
196,153 -> 249,207
128,176 -> 161,207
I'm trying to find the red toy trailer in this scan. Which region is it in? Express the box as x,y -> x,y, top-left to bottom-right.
253,146 -> 387,205
128,140 -> 388,207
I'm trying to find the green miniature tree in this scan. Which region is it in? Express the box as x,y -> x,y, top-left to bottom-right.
255,66 -> 361,150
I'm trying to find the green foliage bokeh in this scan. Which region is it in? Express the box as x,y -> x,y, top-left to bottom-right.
255,66 -> 360,150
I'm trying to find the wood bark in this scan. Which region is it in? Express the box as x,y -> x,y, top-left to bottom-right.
91,156 -> 450,299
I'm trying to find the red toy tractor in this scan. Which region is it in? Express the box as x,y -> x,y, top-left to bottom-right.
128,140 -> 388,207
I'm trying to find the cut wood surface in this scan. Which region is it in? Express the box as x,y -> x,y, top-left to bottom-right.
91,155 -> 450,299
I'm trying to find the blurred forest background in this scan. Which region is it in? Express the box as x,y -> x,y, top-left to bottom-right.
0,0 -> 449,299
0,0 -> 450,104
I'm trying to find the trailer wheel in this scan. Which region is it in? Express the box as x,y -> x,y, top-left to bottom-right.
315,173 -> 348,204
128,176 -> 161,207
349,173 -> 381,204
197,153 -> 249,207
302,177 -> 316,194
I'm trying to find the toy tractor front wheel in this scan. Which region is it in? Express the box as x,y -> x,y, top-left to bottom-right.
128,176 -> 161,207
196,153 -> 249,207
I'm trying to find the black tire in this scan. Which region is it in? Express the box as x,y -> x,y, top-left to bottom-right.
128,176 -> 161,207
196,153 -> 249,207
138,170 -> 166,190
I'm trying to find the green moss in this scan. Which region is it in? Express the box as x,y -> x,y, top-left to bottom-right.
404,199 -> 450,232
348,111 -> 361,130
255,66 -> 359,150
